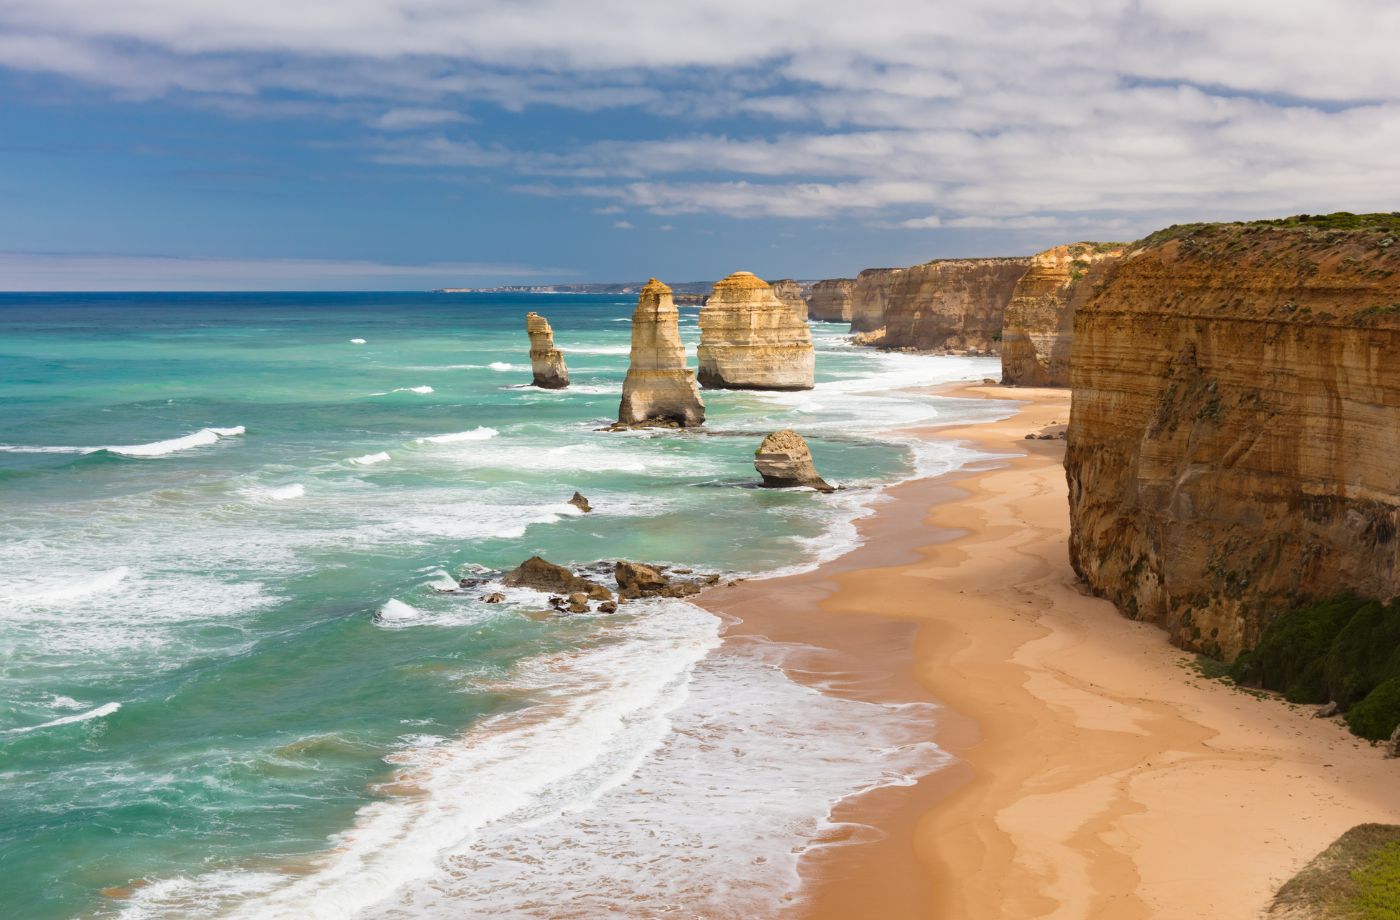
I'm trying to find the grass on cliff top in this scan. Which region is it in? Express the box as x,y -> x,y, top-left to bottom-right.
1228,594 -> 1400,741
1270,824 -> 1400,919
1138,211 -> 1400,248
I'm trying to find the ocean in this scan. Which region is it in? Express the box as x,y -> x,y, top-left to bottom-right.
0,292 -> 1012,919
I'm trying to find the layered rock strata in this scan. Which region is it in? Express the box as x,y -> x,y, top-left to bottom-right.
1066,217 -> 1400,658
697,272 -> 815,390
525,312 -> 568,388
617,279 -> 706,427
849,268 -> 904,333
806,278 -> 856,322
754,430 -> 834,492
864,257 -> 1032,353
1001,243 -> 1126,386
770,279 -> 809,322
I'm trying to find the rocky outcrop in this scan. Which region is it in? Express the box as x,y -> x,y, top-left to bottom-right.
770,279 -> 809,322
1066,216 -> 1400,659
526,312 -> 568,388
617,279 -> 706,427
863,257 -> 1032,353
754,430 -> 834,492
568,491 -> 592,513
503,556 -> 613,601
614,560 -> 711,599
1000,243 -> 1126,386
806,279 -> 856,322
697,272 -> 815,390
850,268 -> 904,333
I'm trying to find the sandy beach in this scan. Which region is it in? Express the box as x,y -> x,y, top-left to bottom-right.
702,382 -> 1400,919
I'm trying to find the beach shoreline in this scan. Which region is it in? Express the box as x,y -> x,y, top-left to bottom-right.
699,380 -> 1400,919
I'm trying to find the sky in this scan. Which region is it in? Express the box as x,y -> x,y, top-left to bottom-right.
1,0 -> 1397,290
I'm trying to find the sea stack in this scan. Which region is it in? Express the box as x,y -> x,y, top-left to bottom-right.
754,430 -> 834,492
1001,243 -> 1126,386
770,279 -> 809,322
617,279 -> 706,427
526,312 -> 568,389
697,271 -> 815,390
806,279 -> 856,322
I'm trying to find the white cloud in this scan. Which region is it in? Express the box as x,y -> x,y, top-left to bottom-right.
1,1 -> 1398,232
612,220 -> 634,229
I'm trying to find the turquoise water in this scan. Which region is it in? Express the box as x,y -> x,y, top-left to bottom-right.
0,293 -> 1008,919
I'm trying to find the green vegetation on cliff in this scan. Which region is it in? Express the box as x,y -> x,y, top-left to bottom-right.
1139,211 -> 1400,249
1230,595 -> 1400,741
1269,824 -> 1400,919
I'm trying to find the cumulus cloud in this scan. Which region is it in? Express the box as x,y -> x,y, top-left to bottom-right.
1,0 -> 1398,233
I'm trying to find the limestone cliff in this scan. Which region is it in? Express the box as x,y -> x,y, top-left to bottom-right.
697,271 -> 815,390
849,268 -> 903,333
526,312 -> 568,389
1001,243 -> 1126,386
862,257 -> 1031,353
806,279 -> 856,322
754,430 -> 834,492
770,279 -> 809,322
1066,215 -> 1400,658
617,279 -> 706,427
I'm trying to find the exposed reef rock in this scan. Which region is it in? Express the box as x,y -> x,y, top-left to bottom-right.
525,312 -> 569,389
614,560 -> 705,599
770,278 -> 809,322
850,268 -> 904,333
1066,215 -> 1400,658
697,271 -> 815,390
617,279 -> 706,428
806,278 -> 856,323
754,429 -> 834,492
860,257 -> 1032,353
1000,243 -> 1126,386
503,556 -> 613,601
568,491 -> 592,513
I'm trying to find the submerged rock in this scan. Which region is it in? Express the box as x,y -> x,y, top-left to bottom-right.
568,491 -> 593,513
566,592 -> 590,613
503,556 -> 613,601
697,271 -> 814,390
481,592 -> 505,604
617,279 -> 706,428
754,430 -> 834,492
526,312 -> 569,389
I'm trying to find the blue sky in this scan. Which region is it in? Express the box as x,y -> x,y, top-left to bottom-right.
1,0 -> 1397,289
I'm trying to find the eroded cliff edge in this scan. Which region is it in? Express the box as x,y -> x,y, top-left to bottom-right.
1001,243 -> 1125,386
1066,216 -> 1400,657
856,257 -> 1031,353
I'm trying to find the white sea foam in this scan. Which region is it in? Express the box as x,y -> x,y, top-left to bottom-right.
115,602 -> 946,920
264,484 -> 306,502
488,362 -> 514,371
349,451 -> 391,466
375,599 -> 423,625
350,338 -> 367,344
413,427 -> 499,445
2,701 -> 120,735
396,386 -> 434,394
0,426 -> 245,458
7,565 -> 131,604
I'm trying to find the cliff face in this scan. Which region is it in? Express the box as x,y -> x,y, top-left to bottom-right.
868,257 -> 1031,353
697,271 -> 815,390
849,268 -> 903,333
1001,243 -> 1126,386
806,279 -> 855,322
526,312 -> 568,388
770,279 -> 809,322
617,279 -> 706,427
1066,218 -> 1400,658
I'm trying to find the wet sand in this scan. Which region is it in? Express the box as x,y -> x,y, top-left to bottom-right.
700,382 -> 1400,919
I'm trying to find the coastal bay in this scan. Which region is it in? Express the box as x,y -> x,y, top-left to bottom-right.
706,382 -> 1400,918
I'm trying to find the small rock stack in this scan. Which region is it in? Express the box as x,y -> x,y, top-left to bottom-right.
526,312 -> 569,389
